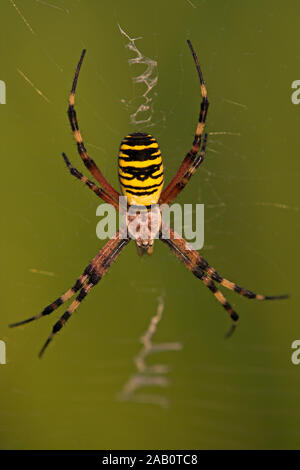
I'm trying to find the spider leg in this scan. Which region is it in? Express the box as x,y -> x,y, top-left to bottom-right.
160,134 -> 208,206
207,269 -> 288,301
160,225 -> 288,334
162,226 -> 288,301
9,241 -> 115,328
68,49 -> 120,201
159,40 -> 209,205
10,233 -> 129,334
9,273 -> 89,328
199,272 -> 239,338
160,230 -> 238,328
62,153 -> 119,210
38,281 -> 95,357
38,233 -> 130,357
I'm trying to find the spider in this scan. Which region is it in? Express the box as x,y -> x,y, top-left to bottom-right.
10,40 -> 288,357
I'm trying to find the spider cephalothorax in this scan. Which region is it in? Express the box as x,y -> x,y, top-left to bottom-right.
126,204 -> 162,255
10,41 -> 288,357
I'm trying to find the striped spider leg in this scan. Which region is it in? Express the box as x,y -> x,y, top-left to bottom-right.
62,152 -> 119,210
160,133 -> 208,206
159,40 -> 209,205
160,224 -> 288,337
10,232 -> 130,357
68,49 -> 120,203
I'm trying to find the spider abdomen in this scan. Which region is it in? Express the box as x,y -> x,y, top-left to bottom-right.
118,132 -> 164,206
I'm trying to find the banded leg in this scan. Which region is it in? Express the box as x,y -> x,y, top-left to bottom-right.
160,225 -> 288,334
160,134 -> 208,206
197,272 -> 239,338
9,273 -> 89,328
159,40 -> 209,204
62,153 -> 119,210
160,231 -> 239,334
68,49 -> 120,201
163,226 -> 288,301
39,234 -> 130,357
10,233 -> 130,356
9,241 -> 112,328
39,281 -> 96,357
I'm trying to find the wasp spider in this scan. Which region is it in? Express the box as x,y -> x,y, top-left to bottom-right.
10,41 -> 288,356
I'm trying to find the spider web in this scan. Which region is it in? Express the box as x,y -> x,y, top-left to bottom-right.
118,24 -> 159,127
119,296 -> 182,408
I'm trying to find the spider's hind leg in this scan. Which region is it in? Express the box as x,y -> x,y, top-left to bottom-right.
38,280 -> 97,357
160,225 -> 288,337
38,234 -> 131,357
160,233 -> 239,336
163,226 -> 289,302
199,263 -> 289,301
9,272 -> 89,328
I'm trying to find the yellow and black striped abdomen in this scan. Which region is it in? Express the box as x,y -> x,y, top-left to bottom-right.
118,132 -> 164,206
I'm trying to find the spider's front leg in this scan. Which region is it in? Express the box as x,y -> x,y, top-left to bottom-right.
159,40 -> 209,205
68,49 -> 120,202
10,232 -> 130,356
62,153 -> 119,210
160,134 -> 208,206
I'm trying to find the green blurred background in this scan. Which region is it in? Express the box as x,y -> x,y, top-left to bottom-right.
1,0 -> 300,450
